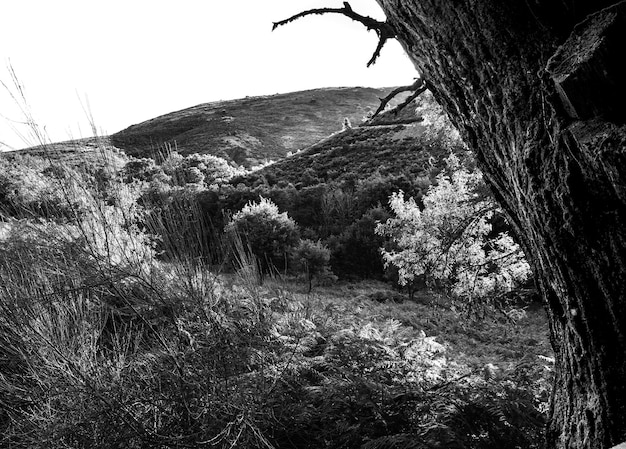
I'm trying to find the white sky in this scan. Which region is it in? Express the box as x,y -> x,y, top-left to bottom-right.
0,1 -> 416,151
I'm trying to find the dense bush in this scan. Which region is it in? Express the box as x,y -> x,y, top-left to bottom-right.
122,157 -> 164,183
0,156 -> 85,219
0,163 -> 277,448
132,151 -> 247,189
225,197 -> 300,277
263,293 -> 550,449
120,150 -> 440,281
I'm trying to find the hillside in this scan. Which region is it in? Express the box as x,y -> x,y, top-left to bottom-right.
4,136 -> 127,169
110,87 -> 405,167
241,92 -> 463,189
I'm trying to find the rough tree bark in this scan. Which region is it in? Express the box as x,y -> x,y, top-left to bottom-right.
371,1 -> 626,448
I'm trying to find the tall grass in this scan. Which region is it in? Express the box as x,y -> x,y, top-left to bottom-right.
0,138 -> 281,447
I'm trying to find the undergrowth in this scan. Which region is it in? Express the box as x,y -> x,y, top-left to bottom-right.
0,141 -> 552,448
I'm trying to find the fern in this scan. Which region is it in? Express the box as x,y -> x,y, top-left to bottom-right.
361,434 -> 428,449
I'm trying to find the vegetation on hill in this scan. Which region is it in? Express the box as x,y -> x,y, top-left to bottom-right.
110,87 -> 407,167
0,149 -> 551,447
240,92 -> 452,189
1,86 -> 550,448
4,136 -> 126,169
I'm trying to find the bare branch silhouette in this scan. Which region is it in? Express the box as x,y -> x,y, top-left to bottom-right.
373,78 -> 429,118
273,2 -> 396,67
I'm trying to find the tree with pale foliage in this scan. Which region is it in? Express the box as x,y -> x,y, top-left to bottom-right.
377,154 -> 530,302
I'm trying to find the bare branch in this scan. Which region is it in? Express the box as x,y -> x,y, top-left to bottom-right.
394,82 -> 429,114
373,80 -> 421,117
273,2 -> 396,67
372,79 -> 429,118
366,25 -> 396,67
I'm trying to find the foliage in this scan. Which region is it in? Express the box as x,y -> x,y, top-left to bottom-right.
161,151 -> 245,188
329,206 -> 391,279
225,197 -> 300,276
290,238 -> 335,292
0,159 -> 275,448
414,91 -> 464,151
377,154 -> 531,303
121,157 -> 164,183
263,286 -> 551,449
108,94 -> 472,282
1,83 -> 552,449
0,155 -> 86,219
0,147 -> 550,449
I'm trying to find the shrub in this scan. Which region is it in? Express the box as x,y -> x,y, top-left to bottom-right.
0,156 -> 80,219
161,151 -> 244,188
225,197 -> 300,278
320,188 -> 358,237
0,162 -> 275,448
122,157 -> 164,183
184,153 -> 245,186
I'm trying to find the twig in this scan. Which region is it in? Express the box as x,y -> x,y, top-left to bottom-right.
273,2 -> 396,67
372,79 -> 429,118
395,82 -> 429,112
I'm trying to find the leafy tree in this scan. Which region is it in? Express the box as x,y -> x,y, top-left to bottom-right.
225,197 -> 299,277
299,167 -> 320,188
377,154 -> 530,302
290,184 -> 327,229
354,172 -> 428,216
290,238 -> 334,292
320,188 -> 358,237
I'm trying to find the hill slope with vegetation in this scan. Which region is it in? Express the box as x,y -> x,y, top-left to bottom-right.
110,87 -> 405,167
4,137 -> 127,169
238,91 -> 461,189
0,85 -> 551,448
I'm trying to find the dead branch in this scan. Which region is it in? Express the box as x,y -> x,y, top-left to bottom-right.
273,2 -> 396,67
394,82 -> 429,114
373,78 -> 429,118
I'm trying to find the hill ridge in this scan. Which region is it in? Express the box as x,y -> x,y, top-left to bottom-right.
109,86 -> 407,167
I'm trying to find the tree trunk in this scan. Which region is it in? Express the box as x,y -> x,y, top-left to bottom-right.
375,0 -> 626,447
